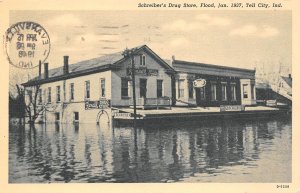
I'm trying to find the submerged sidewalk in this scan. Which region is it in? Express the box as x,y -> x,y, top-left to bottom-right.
114,106 -> 284,120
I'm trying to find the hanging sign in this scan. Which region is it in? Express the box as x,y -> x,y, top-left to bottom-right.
193,79 -> 206,88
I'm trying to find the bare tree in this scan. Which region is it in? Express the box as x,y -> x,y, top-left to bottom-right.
17,84 -> 45,124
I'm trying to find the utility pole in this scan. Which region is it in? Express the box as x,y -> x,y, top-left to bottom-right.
122,48 -> 137,127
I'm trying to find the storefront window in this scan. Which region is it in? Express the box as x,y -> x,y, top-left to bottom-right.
221,83 -> 227,101
178,79 -> 185,98
85,81 -> 90,99
200,87 -> 205,100
211,83 -> 217,101
157,80 -> 163,98
121,78 -> 130,98
243,84 -> 248,99
231,84 -> 236,101
188,80 -> 194,99
251,84 -> 255,99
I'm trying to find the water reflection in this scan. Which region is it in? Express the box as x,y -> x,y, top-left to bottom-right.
9,115 -> 291,183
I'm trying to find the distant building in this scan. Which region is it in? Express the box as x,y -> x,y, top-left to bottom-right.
256,74 -> 292,106
22,45 -> 257,123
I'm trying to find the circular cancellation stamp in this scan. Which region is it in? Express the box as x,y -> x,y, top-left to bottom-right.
5,21 -> 50,69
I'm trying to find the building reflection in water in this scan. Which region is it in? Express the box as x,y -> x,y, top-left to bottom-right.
9,116 -> 291,183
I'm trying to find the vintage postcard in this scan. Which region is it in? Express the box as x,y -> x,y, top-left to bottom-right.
0,0 -> 299,193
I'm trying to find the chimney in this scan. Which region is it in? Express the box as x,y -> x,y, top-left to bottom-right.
172,55 -> 175,61
288,74 -> 292,79
63,56 -> 69,74
38,60 -> 42,79
44,63 -> 49,79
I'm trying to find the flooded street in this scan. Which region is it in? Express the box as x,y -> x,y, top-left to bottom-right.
9,115 -> 291,183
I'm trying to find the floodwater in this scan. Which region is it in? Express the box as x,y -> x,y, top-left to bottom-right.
9,115 -> 291,183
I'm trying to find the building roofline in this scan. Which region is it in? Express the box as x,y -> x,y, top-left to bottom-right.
173,59 -> 256,73
22,64 -> 112,87
22,45 -> 175,87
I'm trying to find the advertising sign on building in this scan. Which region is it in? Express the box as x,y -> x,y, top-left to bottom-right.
85,99 -> 110,110
193,79 -> 206,88
220,105 -> 245,112
127,67 -> 158,76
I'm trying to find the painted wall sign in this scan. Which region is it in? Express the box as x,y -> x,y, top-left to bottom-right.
127,67 -> 158,76
85,99 -> 110,110
193,79 -> 206,88
220,105 -> 245,112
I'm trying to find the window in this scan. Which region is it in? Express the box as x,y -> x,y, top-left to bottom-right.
38,89 -> 42,104
157,80 -> 163,98
188,80 -> 194,99
85,81 -> 90,99
230,84 -> 237,101
121,78 -> 130,97
56,86 -> 61,102
221,83 -> 227,101
47,87 -> 51,103
55,112 -> 60,122
251,84 -> 255,99
200,87 -> 206,100
211,83 -> 217,101
100,78 -> 105,97
27,90 -> 33,102
74,112 -> 79,122
70,83 -> 74,101
140,54 -> 146,66
178,79 -> 185,98
243,84 -> 248,99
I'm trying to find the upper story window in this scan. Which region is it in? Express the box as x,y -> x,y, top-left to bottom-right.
140,54 -> 146,66
85,81 -> 90,100
100,78 -> 105,98
47,87 -> 51,103
70,83 -> 74,101
56,86 -> 61,102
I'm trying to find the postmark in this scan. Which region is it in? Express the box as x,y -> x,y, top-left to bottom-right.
5,21 -> 50,69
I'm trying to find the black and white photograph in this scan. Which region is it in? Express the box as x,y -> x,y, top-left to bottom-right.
1,0 -> 299,192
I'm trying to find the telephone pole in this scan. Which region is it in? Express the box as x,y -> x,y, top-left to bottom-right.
122,48 -> 137,127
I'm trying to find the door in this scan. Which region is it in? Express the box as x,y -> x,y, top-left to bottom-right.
140,79 -> 147,98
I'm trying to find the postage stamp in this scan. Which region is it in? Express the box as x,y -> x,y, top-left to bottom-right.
5,21 -> 50,69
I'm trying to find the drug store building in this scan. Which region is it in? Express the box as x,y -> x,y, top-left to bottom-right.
22,45 -> 174,123
22,45 -> 256,123
172,58 -> 256,107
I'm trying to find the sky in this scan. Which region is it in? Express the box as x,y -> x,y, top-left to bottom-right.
9,10 -> 291,92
